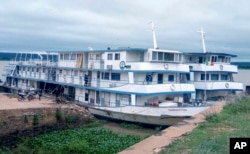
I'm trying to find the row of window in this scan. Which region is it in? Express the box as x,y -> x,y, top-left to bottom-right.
152,51 -> 176,61
107,53 -> 120,60
20,67 -> 46,73
60,54 -> 77,60
59,53 -> 120,61
102,72 -> 120,80
200,74 -> 228,81
59,53 -> 101,61
195,56 -> 231,64
59,70 -> 78,76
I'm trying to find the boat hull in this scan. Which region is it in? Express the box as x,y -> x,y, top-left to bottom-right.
88,106 -> 208,126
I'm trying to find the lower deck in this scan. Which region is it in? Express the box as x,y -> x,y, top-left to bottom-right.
5,78 -> 194,107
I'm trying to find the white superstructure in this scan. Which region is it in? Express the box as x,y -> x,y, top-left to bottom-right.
1,26 -> 243,126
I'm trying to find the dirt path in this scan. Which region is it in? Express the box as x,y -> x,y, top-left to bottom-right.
119,101 -> 226,154
0,93 -> 83,111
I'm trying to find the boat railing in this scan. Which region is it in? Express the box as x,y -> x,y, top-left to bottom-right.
17,60 -> 58,66
133,80 -> 193,85
73,95 -> 131,107
55,74 -> 129,88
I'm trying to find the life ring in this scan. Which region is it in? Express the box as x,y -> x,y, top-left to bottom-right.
163,63 -> 168,69
225,83 -> 229,88
120,61 -> 126,69
220,64 -> 223,71
170,84 -> 175,91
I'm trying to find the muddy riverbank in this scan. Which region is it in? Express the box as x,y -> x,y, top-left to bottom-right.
0,94 -> 93,147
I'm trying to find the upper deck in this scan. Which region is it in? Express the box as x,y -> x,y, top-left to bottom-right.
184,52 -> 238,73
54,48 -> 189,72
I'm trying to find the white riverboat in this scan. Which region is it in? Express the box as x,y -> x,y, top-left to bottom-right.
1,26 -> 242,126
184,28 -> 243,102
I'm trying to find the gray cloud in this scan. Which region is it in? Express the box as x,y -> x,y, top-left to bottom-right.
0,0 -> 250,60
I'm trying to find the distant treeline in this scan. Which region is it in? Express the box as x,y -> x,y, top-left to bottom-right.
232,62 -> 250,69
0,53 -> 57,61
0,53 -> 16,60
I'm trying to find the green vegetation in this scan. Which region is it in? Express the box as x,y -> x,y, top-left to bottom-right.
161,97 -> 250,154
232,62 -> 250,69
33,114 -> 41,126
120,122 -> 143,129
1,121 -> 145,154
23,115 -> 29,123
55,108 -> 63,122
3,97 -> 249,154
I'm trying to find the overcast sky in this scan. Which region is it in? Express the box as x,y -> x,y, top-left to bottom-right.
0,0 -> 249,60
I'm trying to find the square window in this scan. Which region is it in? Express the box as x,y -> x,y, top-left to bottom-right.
211,74 -> 219,80
107,53 -> 113,60
111,73 -> 120,80
102,72 -> 109,80
164,53 -> 174,61
115,53 -> 120,60
201,74 -> 209,80
71,54 -> 76,60
158,52 -> 163,60
96,54 -> 100,60
168,75 -> 174,82
60,54 -> 63,60
152,52 -> 157,60
64,54 -> 69,60
221,74 -> 228,81
89,53 -> 94,60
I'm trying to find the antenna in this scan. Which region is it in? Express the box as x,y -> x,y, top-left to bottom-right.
151,21 -> 158,49
197,27 -> 206,53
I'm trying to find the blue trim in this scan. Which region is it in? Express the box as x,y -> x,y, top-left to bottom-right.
9,76 -> 195,95
17,64 -> 190,73
185,52 -> 237,57
85,87 -> 195,96
47,48 -> 147,53
190,70 -> 237,73
196,89 -> 243,91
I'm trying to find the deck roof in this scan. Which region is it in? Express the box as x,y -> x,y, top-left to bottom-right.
47,47 -> 147,53
185,52 -> 237,57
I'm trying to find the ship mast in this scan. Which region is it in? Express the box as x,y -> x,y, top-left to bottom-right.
197,27 -> 206,53
197,27 -> 207,102
151,22 -> 158,49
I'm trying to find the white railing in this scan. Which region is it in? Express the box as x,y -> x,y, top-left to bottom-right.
194,81 -> 243,90
190,63 -> 238,73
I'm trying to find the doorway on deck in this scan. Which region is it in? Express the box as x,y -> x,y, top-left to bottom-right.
157,73 -> 163,84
